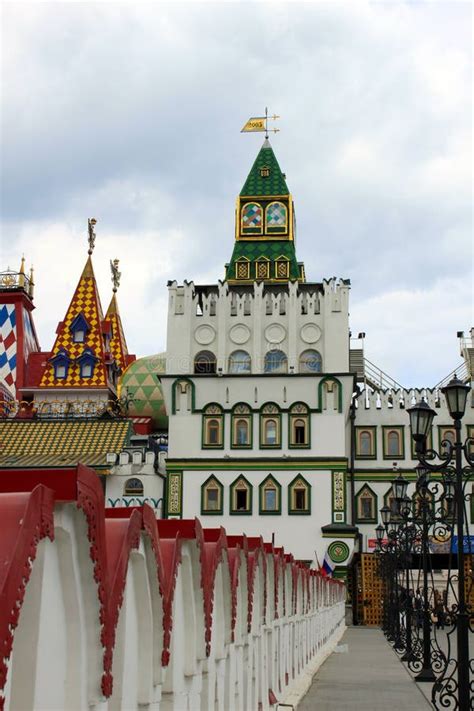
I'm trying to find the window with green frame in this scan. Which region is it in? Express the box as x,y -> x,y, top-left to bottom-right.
438,426 -> 456,454
202,404 -> 224,448
259,475 -> 281,514
260,403 -> 282,448
289,403 -> 310,448
288,475 -> 311,515
201,476 -> 224,515
355,427 -> 376,459
230,476 -> 253,515
384,486 -> 401,521
231,403 -> 252,448
355,484 -> 378,523
382,426 -> 405,459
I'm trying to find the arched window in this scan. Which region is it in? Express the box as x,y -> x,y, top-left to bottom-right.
412,490 -> 433,522
260,403 -> 281,448
383,427 -> 403,458
266,202 -> 287,232
230,476 -> 252,514
355,485 -> 377,523
289,403 -> 310,448
194,350 -> 217,374
384,487 -> 401,522
232,404 -> 252,448
288,476 -> 311,514
439,427 -> 456,454
201,476 -> 223,514
124,478 -> 144,496
229,350 -> 251,374
264,350 -> 288,374
259,475 -> 281,514
355,427 -> 376,459
202,404 -> 223,448
299,349 -> 322,374
241,202 -> 263,234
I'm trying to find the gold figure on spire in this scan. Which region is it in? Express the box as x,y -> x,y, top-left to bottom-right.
88,218 -> 97,255
110,259 -> 121,293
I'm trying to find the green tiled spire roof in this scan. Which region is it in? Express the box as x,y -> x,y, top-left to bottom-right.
227,240 -> 300,280
240,139 -> 289,196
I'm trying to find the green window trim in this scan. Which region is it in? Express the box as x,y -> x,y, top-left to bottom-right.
382,425 -> 405,460
317,376 -> 343,413
258,474 -> 282,515
410,427 -> 433,459
288,474 -> 311,515
355,426 -> 377,460
288,402 -> 311,449
202,403 -> 224,449
355,484 -> 378,524
437,425 -> 456,453
231,403 -> 253,449
229,475 -> 253,515
259,415 -> 282,449
201,475 -> 224,515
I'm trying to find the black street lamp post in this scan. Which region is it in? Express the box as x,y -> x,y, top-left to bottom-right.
407,376 -> 473,711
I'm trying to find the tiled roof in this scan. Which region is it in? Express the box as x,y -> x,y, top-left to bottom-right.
227,240 -> 301,281
106,294 -> 131,372
0,419 -> 131,468
240,140 -> 289,197
39,257 -> 110,389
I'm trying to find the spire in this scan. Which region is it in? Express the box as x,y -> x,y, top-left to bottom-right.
105,259 -> 129,372
226,140 -> 305,284
39,220 -> 111,390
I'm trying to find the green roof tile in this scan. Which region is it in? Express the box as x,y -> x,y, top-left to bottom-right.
227,240 -> 300,280
240,140 -> 289,196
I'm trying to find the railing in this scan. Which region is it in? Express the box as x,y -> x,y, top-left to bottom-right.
433,361 -> 470,390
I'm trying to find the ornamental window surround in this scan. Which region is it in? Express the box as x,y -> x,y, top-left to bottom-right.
201,476 -> 223,515
266,202 -> 287,233
382,426 -> 404,459
229,350 -> 251,374
77,348 -> 99,379
230,476 -> 252,514
235,258 -> 250,280
355,485 -> 378,523
355,427 -> 376,459
288,476 -> 311,515
438,426 -> 456,454
124,477 -> 144,496
70,313 -> 90,344
260,403 -> 281,448
259,475 -> 281,515
202,404 -> 224,448
255,258 -> 270,280
49,347 -> 71,380
275,258 -> 290,279
231,403 -> 252,448
299,349 -> 322,374
289,403 -> 310,448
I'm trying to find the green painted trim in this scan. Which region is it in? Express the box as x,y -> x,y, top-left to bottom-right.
200,474 -> 224,515
166,458 -> 348,471
381,425 -> 405,460
201,403 -> 224,449
171,377 -> 196,415
317,375 -> 343,413
230,404 -> 253,449
288,473 -> 311,515
322,531 -> 357,539
259,405 -> 282,449
331,470 -> 346,524
166,471 -> 183,518
288,402 -> 311,449
437,425 -> 456,453
355,483 -> 378,524
354,426 -> 377,460
258,474 -> 282,515
229,474 -> 253,515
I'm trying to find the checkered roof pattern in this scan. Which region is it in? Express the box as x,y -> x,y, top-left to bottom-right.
240,141 -> 289,197
227,240 -> 301,281
106,295 -> 129,372
0,304 -> 17,394
39,257 -> 109,388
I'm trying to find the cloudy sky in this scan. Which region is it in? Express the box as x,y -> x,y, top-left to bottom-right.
1,1 -> 472,386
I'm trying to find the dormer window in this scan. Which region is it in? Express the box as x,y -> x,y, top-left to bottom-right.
77,348 -> 99,379
70,313 -> 90,344
49,348 -> 71,380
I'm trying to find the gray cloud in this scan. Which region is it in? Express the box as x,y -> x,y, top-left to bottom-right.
1,1 -> 472,386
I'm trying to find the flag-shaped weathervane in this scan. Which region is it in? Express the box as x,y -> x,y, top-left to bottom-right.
241,107 -> 280,138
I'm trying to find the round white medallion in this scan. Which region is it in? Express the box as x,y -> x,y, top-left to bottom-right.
301,324 -> 322,344
229,324 -> 251,345
195,325 -> 216,345
265,323 -> 286,344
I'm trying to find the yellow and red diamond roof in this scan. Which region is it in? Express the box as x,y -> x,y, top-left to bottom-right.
105,293 -> 130,372
39,256 -> 111,389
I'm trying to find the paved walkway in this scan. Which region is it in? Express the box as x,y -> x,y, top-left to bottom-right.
298,627 -> 431,710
